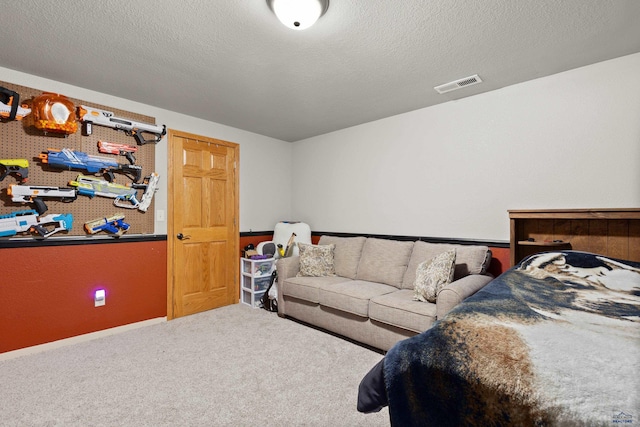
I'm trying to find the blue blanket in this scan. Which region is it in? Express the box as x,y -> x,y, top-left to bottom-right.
382,251 -> 640,426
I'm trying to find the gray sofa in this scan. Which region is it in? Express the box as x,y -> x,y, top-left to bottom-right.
276,236 -> 493,351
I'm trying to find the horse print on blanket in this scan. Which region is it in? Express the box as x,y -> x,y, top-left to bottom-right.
382,251 -> 640,427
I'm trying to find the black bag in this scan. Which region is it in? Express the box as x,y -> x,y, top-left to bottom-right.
260,270 -> 278,312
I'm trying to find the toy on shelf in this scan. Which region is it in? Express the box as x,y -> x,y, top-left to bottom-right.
0,209 -> 73,238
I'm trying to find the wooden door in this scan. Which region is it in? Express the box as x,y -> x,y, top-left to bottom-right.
167,130 -> 239,319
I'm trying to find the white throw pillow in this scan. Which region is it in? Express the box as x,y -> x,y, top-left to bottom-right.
413,249 -> 456,303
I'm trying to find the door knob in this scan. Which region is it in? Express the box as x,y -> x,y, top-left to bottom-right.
177,233 -> 191,240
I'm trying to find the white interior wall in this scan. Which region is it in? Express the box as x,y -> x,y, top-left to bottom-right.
0,66 -> 292,233
291,53 -> 640,241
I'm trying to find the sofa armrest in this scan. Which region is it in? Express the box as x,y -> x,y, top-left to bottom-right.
436,274 -> 493,319
275,256 -> 300,317
276,256 -> 300,280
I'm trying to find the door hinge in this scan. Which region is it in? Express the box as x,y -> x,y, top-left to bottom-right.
233,161 -> 237,169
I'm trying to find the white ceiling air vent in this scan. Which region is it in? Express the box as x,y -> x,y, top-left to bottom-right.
434,74 -> 483,94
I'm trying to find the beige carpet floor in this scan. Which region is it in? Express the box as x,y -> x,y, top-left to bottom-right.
0,303 -> 389,426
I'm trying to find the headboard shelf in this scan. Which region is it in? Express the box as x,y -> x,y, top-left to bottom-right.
508,208 -> 640,266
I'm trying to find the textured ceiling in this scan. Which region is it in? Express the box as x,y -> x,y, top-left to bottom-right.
1,0 -> 639,142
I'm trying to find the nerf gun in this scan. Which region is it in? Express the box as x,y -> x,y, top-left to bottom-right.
131,172 -> 160,213
39,148 -> 142,183
0,159 -> 29,182
8,184 -> 77,215
0,86 -> 31,121
78,105 -> 166,145
69,174 -> 140,209
69,173 -> 158,212
0,209 -> 73,238
98,140 -> 137,164
84,213 -> 130,237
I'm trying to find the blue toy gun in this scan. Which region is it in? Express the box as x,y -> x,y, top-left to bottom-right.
0,209 -> 73,238
39,148 -> 142,183
84,213 -> 130,237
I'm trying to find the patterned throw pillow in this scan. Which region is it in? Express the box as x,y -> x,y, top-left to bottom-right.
413,249 -> 456,303
296,243 -> 336,277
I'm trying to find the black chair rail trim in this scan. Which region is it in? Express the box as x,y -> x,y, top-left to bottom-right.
239,230 -> 509,248
0,234 -> 167,249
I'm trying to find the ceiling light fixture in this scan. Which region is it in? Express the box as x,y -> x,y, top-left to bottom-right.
266,0 -> 329,30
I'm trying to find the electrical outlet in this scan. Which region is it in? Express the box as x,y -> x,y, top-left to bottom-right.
94,289 -> 106,307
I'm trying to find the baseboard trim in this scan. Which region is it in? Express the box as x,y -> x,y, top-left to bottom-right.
0,317 -> 167,361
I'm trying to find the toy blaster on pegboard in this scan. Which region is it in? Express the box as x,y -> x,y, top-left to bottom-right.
84,213 -> 130,237
39,148 -> 143,183
31,92 -> 78,135
78,105 -> 166,145
0,79 -> 159,236
0,86 -> 31,121
0,159 -> 29,182
0,209 -> 73,238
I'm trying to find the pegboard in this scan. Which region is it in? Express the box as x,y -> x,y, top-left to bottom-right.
0,80 -> 158,237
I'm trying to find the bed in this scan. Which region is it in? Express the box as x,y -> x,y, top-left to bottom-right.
358,250 -> 640,426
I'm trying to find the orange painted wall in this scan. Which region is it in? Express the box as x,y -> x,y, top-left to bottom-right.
1,233 -> 509,355
487,246 -> 510,277
239,234 -> 273,257
0,240 -> 167,353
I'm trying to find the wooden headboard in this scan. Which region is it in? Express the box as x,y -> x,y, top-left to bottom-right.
508,208 -> 640,266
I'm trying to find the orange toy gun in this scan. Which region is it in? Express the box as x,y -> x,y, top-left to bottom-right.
0,87 -> 31,121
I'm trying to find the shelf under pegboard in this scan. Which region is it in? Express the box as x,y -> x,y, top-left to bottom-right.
0,79 -> 158,237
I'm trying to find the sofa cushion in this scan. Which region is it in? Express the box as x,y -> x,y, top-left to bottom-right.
413,248 -> 456,303
402,241 -> 491,289
318,280 -> 398,317
296,243 -> 336,277
369,290 -> 437,333
318,235 -> 366,280
283,276 -> 353,304
356,238 -> 414,288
